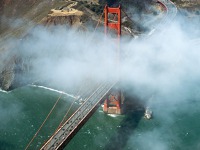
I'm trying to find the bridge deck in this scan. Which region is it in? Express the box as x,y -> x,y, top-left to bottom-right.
40,81 -> 116,150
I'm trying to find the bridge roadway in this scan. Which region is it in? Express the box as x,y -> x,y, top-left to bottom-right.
40,81 -> 116,150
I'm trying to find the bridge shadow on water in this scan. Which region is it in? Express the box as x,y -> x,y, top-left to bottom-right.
0,140 -> 15,150
104,93 -> 145,150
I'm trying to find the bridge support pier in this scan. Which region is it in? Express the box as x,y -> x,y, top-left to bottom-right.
103,90 -> 124,114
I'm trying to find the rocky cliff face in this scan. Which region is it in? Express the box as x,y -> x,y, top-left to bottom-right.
0,40 -> 30,90
0,0 -> 66,90
0,0 -> 90,90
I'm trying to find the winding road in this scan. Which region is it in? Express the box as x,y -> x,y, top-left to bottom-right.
153,0 -> 177,32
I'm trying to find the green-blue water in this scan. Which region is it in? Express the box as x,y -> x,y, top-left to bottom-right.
1,86 -> 200,150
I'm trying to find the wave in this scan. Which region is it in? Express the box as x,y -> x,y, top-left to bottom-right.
30,85 -> 78,99
107,114 -> 119,118
0,89 -> 9,93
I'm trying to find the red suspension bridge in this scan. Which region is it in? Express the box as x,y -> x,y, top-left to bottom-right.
24,1 -> 177,150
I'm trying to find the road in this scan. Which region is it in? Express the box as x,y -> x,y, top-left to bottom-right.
153,0 -> 177,31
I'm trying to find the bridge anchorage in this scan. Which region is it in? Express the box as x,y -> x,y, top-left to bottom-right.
103,5 -> 124,115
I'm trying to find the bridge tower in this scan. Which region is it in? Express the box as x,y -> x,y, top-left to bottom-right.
104,5 -> 121,39
103,5 -> 124,115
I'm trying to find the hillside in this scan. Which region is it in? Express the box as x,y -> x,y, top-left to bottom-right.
0,0 -> 189,90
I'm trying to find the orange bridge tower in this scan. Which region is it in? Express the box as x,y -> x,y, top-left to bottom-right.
103,5 -> 124,114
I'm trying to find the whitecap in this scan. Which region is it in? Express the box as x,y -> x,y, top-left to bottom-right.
30,85 -> 77,99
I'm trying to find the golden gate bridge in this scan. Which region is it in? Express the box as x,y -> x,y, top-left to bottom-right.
24,1 -> 177,149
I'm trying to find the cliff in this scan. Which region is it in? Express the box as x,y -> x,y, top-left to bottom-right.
0,0 -> 179,90
0,0 -> 102,90
0,0 -> 75,90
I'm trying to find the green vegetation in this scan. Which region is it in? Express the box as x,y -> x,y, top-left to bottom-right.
90,4 -> 105,15
80,1 -> 106,15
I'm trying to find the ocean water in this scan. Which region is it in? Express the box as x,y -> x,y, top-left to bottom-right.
1,86 -> 200,150
0,86 -> 79,150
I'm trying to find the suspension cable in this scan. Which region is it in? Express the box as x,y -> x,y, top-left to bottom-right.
93,11 -> 104,33
57,98 -> 76,129
56,80 -> 89,129
25,93 -> 63,150
121,9 -> 135,25
54,6 -> 123,142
